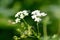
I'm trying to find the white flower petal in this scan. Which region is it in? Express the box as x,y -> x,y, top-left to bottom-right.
36,13 -> 41,16
15,12 -> 20,17
34,18 -> 42,22
15,11 -> 23,17
20,14 -> 24,19
23,10 -> 29,16
15,18 -> 20,23
31,10 -> 47,23
32,10 -> 40,15
41,12 -> 47,16
24,13 -> 29,16
31,15 -> 37,19
23,10 -> 27,12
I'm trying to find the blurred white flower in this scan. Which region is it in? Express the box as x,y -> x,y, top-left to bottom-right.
34,18 -> 42,22
20,14 -> 24,19
15,12 -> 22,17
31,10 -> 40,15
19,10 -> 29,19
23,10 -> 29,16
31,15 -> 37,19
31,10 -> 47,22
15,18 -> 20,23
41,12 -> 47,16
32,10 -> 41,16
15,10 -> 29,23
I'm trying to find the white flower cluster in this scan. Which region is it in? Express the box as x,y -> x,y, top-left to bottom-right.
31,10 -> 47,22
15,10 -> 47,23
15,10 -> 29,23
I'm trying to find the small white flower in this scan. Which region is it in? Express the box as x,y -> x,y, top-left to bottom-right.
15,12 -> 20,17
31,10 -> 40,15
31,15 -> 37,19
23,10 -> 29,16
15,10 -> 29,23
34,18 -> 42,22
31,10 -> 41,22
36,13 -> 41,16
31,10 -> 41,17
31,10 -> 47,22
32,10 -> 41,16
15,18 -> 20,23
41,12 -> 47,16
20,14 -> 24,19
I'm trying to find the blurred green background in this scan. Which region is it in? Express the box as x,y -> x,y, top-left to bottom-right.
0,0 -> 60,40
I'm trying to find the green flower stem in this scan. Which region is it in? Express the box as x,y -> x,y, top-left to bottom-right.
32,29 -> 37,36
37,22 -> 39,34
32,29 -> 40,40
43,23 -> 47,40
58,20 -> 60,35
23,19 -> 36,33
57,19 -> 60,39
43,16 -> 49,40
23,19 -> 40,40
23,19 -> 29,27
37,22 -> 41,40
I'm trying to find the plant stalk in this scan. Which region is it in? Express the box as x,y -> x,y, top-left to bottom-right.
43,23 -> 47,40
